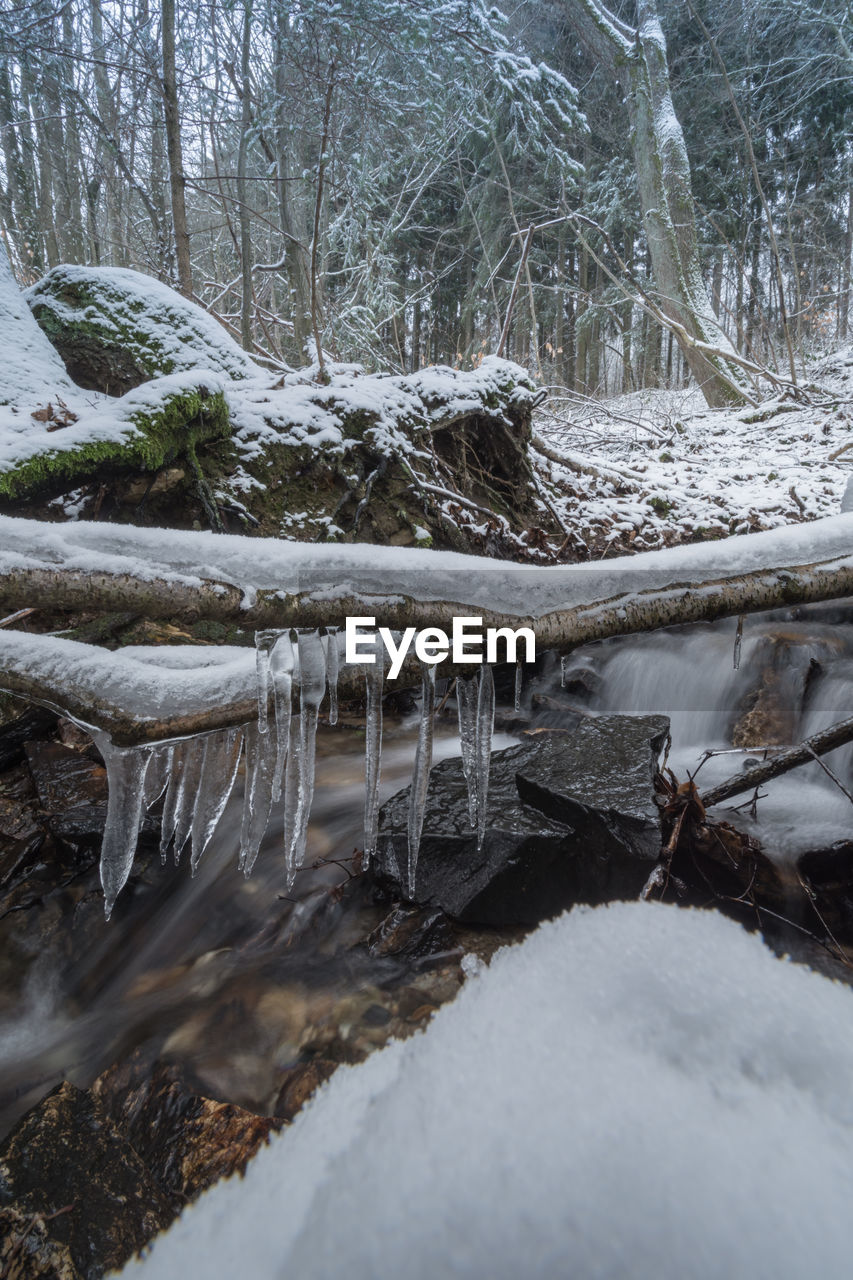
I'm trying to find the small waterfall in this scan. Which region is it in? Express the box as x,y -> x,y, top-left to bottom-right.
568,609 -> 853,860
587,622 -> 746,752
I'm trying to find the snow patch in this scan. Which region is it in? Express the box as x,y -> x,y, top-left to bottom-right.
130,901 -> 853,1280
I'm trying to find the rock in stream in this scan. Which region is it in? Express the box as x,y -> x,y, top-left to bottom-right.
372,715 -> 670,924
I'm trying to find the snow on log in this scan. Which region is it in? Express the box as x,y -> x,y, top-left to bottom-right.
0,372 -> 231,502
2,511 -> 853,744
1,510 -> 852,632
5,255 -> 543,548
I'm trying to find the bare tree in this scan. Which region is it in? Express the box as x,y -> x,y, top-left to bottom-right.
563,0 -> 751,407
161,0 -> 193,296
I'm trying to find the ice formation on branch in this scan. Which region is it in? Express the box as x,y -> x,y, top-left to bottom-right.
89,623 -> 499,917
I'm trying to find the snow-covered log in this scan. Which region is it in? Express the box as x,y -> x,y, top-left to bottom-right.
2,512 -> 853,742
4,252 -> 543,549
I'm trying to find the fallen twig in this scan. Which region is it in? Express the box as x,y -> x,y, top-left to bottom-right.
702,714 -> 853,808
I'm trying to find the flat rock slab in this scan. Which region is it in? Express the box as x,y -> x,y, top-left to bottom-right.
372,716 -> 669,926
514,715 -> 669,861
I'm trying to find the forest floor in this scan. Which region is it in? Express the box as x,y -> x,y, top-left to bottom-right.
536,346 -> 853,555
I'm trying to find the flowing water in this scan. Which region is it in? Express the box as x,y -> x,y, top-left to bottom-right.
563,604 -> 853,859
0,717 -> 516,1136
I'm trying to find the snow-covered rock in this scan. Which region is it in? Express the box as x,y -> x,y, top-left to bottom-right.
129,900 -> 853,1280
26,264 -> 262,393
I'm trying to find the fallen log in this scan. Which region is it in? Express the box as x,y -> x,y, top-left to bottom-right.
2,513 -> 853,743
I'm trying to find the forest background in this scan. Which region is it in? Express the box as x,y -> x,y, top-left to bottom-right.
2,0 -> 851,398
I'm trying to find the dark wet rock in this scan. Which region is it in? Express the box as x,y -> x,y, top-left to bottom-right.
0,1055 -> 285,1277
0,1081 -> 172,1278
25,741 -> 160,843
0,829 -> 46,890
361,1002 -> 392,1026
732,629 -> 835,748
527,693 -> 586,731
47,806 -> 113,842
0,706 -> 58,772
797,841 -> 853,947
25,741 -> 108,814
365,903 -> 456,962
372,717 -> 669,925
0,762 -> 43,843
0,1204 -> 81,1279
514,716 -> 669,861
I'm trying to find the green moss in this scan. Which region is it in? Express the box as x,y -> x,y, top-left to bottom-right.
0,381 -> 230,501
190,620 -> 252,646
648,495 -> 674,516
27,266 -> 255,391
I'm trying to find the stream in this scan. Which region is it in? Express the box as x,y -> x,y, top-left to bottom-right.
1,601 -> 852,1142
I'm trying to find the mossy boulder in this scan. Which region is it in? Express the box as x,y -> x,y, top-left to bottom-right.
6,255 -> 551,549
26,265 -> 261,395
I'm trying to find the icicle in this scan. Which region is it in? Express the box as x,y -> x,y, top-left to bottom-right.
284,629 -> 326,888
733,613 -> 745,671
271,631 -> 294,804
282,715 -> 299,874
93,732 -> 151,920
142,743 -> 172,810
561,655 -> 568,689
406,662 -> 436,899
475,662 -> 495,850
170,736 -> 206,864
457,672 -> 480,828
514,660 -> 523,712
324,627 -> 340,726
160,739 -> 189,864
190,727 -> 244,874
363,658 -> 384,865
255,629 -> 278,736
239,720 -> 276,877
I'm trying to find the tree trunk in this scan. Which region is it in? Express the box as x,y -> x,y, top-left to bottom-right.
563,0 -> 751,407
161,0 -> 193,297
238,0 -> 254,351
90,0 -> 124,267
0,58 -> 41,272
575,237 -> 588,393
273,14 -> 310,364
841,184 -> 852,343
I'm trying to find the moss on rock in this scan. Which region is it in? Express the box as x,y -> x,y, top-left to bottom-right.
26,265 -> 260,395
0,376 -> 230,502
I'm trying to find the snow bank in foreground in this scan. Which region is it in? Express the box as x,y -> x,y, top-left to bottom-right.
129,902 -> 853,1280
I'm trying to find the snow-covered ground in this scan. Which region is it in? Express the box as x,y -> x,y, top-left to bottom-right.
536,349 -> 853,554
129,901 -> 853,1280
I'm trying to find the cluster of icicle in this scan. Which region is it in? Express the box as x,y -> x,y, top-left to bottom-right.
94,629 -> 500,919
